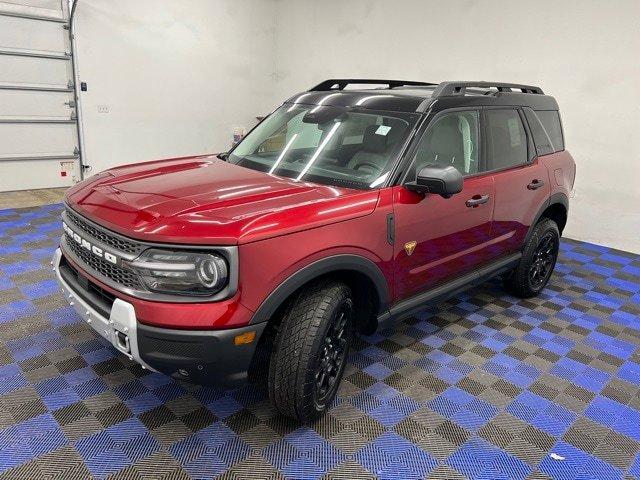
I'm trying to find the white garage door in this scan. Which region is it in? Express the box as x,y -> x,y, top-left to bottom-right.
0,0 -> 80,192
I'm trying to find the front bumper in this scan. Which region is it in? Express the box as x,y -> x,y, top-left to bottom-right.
52,248 -> 265,385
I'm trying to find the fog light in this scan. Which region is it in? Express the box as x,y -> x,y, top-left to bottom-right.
234,331 -> 256,345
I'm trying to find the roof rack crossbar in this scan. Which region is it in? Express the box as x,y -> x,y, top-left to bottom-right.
310,79 -> 437,91
432,81 -> 544,97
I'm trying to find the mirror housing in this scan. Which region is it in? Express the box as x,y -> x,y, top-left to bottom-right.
406,165 -> 463,198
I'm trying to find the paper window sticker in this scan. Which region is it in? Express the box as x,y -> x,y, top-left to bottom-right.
375,125 -> 392,136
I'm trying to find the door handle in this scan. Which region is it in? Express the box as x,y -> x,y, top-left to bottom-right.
466,194 -> 490,208
527,179 -> 545,190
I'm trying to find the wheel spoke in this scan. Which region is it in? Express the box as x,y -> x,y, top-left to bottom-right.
317,372 -> 327,392
528,231 -> 558,289
314,301 -> 353,404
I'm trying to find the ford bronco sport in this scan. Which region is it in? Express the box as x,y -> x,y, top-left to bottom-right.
53,79 -> 575,421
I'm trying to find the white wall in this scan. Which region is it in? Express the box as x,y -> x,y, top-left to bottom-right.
74,0 -> 276,174
271,0 -> 640,253
70,0 -> 639,253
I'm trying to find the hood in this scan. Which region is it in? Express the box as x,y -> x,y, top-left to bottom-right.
65,156 -> 379,245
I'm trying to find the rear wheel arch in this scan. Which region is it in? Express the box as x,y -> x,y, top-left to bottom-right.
524,193 -> 568,247
541,201 -> 568,234
506,218 -> 560,298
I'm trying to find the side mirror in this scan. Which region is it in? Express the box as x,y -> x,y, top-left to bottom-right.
406,165 -> 463,198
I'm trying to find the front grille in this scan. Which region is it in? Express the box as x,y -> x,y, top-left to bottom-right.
65,258 -> 116,306
66,208 -> 142,255
59,255 -> 115,318
65,232 -> 142,289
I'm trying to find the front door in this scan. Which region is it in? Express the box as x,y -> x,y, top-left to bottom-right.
392,109 -> 495,301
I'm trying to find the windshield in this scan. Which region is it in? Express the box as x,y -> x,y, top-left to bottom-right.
228,103 -> 418,189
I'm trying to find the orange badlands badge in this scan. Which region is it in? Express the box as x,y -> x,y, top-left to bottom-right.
404,241 -> 417,256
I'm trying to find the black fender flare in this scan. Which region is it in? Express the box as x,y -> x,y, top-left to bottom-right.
523,192 -> 569,247
249,254 -> 391,325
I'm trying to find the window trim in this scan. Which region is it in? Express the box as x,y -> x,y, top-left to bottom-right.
556,111 -> 566,152
398,107 -> 483,185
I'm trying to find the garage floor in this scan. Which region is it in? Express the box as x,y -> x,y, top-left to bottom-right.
1,204 -> 639,480
0,188 -> 67,211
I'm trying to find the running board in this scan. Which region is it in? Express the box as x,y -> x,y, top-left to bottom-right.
377,252 -> 522,329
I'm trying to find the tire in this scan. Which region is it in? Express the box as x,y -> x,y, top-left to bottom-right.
268,280 -> 354,422
504,218 -> 560,298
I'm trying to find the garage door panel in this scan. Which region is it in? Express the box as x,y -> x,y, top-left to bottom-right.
0,0 -> 78,191
0,123 -> 77,155
0,15 -> 67,52
1,0 -> 62,9
0,1 -> 64,21
0,160 -> 72,191
0,55 -> 69,86
0,89 -> 73,117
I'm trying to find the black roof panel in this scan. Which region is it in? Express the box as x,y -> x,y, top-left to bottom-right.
284,79 -> 559,113
285,90 -> 430,113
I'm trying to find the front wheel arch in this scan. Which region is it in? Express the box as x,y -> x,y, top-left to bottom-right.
249,254 -> 390,328
246,255 -> 389,383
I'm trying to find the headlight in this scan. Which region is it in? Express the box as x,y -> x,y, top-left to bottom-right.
130,249 -> 228,296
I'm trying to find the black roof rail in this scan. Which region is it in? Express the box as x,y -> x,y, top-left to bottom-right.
310,79 -> 437,91
432,81 -> 544,97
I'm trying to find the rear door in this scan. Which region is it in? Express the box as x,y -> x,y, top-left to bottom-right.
485,108 -> 551,253
0,0 -> 80,191
392,109 -> 495,301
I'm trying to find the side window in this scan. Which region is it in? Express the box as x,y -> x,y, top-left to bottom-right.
536,110 -> 565,152
412,110 -> 479,176
485,109 -> 528,170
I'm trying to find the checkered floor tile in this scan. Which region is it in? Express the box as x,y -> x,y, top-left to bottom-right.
1,204 -> 639,480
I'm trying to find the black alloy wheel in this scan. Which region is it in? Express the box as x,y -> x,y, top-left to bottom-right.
503,218 -> 560,298
528,230 -> 559,290
268,280 -> 354,422
314,301 -> 353,407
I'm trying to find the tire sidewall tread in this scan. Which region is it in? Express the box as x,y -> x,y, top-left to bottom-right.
268,279 -> 353,422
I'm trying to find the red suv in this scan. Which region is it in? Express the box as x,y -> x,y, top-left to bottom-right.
54,79 -> 575,421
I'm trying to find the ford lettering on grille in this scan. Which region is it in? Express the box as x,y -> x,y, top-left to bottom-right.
62,221 -> 119,265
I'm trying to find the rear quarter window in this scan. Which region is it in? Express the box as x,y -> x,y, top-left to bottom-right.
523,108 -> 554,156
536,110 -> 564,152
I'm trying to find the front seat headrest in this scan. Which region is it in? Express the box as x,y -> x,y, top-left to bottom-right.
427,116 -> 464,157
362,124 -> 389,153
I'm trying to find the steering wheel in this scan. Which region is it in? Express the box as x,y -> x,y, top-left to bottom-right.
351,160 -> 382,172
291,153 -> 311,163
